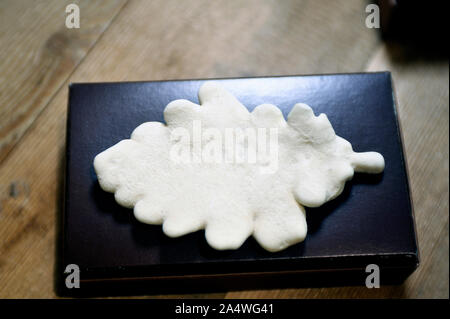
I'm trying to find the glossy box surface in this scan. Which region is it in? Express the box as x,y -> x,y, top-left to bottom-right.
61,73 -> 418,295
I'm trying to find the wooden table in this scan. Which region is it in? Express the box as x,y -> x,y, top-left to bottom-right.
0,0 -> 448,299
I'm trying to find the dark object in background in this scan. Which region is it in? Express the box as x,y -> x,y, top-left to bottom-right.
60,74 -> 418,296
378,0 -> 449,56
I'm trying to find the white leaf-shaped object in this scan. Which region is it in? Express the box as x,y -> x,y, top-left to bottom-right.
94,82 -> 384,252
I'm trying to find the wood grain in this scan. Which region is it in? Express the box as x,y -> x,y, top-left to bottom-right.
0,0 -> 126,164
367,45 -> 449,298
0,0 -> 447,298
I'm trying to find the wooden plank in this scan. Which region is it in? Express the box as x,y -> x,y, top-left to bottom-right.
366,45 -> 449,299
2,0 -> 447,298
226,46 -> 450,299
54,0 -> 380,82
0,0 -> 127,164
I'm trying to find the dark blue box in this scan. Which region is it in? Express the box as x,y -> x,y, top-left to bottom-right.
61,73 -> 419,295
